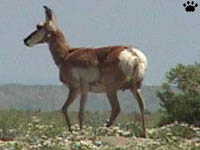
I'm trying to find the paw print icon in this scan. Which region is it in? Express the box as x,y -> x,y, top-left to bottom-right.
183,1 -> 198,12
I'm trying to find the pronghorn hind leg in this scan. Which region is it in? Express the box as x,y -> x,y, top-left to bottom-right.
62,88 -> 79,132
105,90 -> 121,127
79,93 -> 88,130
130,87 -> 146,138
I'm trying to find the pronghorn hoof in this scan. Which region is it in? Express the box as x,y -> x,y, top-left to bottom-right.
103,123 -> 111,127
105,123 -> 112,127
103,119 -> 111,127
141,133 -> 146,138
68,127 -> 72,132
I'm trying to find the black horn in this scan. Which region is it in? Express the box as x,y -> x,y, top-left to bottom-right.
43,5 -> 54,21
43,5 -> 50,11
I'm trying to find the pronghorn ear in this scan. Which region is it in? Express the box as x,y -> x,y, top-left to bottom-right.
44,5 -> 57,30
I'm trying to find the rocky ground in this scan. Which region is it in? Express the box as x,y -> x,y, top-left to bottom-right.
0,114 -> 200,150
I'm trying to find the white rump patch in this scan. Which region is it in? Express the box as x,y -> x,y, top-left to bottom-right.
119,49 -> 138,80
119,47 -> 148,81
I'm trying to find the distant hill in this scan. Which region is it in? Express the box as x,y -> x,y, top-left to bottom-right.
0,84 -> 161,112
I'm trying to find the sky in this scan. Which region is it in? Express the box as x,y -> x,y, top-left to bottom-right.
0,0 -> 200,85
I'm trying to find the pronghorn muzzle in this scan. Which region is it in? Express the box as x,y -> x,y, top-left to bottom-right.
24,38 -> 29,46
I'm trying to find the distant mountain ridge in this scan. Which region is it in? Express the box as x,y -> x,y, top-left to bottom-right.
0,84 -> 161,112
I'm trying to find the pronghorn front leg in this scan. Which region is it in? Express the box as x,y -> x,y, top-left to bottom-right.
79,79 -> 88,130
79,93 -> 88,130
105,90 -> 121,127
62,88 -> 79,132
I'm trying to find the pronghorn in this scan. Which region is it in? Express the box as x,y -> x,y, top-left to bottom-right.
24,6 -> 148,137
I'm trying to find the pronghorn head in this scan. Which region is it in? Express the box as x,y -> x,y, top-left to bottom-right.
24,6 -> 58,47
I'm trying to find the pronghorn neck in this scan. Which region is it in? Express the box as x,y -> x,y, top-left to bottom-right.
47,30 -> 71,66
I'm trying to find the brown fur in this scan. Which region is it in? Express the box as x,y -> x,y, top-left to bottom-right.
47,30 -> 71,65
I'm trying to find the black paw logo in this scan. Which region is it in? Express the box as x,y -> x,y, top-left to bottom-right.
183,1 -> 198,12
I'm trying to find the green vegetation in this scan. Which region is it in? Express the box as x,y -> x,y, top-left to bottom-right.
0,110 -> 200,150
157,63 -> 200,125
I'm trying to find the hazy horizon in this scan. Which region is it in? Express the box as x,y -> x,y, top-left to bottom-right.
1,0 -> 200,85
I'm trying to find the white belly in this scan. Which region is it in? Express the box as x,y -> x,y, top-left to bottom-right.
72,67 -> 100,82
72,67 -> 106,92
89,82 -> 106,93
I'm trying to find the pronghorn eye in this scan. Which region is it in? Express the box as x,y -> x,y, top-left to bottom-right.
36,25 -> 43,30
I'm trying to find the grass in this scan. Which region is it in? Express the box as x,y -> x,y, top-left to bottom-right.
0,110 -> 200,150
